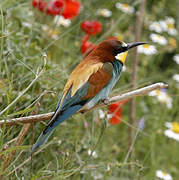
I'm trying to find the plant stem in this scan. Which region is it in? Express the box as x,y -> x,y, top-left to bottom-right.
129,0 -> 146,157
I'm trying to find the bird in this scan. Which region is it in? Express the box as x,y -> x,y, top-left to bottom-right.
30,39 -> 146,155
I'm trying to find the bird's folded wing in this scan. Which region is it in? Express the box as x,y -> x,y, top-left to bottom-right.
59,61 -> 114,109
82,62 -> 113,99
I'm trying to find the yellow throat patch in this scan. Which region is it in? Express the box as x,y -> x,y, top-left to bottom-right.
115,51 -> 128,64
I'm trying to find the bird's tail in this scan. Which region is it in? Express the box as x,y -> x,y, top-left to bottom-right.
29,130 -> 53,156
29,104 -> 83,156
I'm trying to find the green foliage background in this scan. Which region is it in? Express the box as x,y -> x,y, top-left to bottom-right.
0,0 -> 178,179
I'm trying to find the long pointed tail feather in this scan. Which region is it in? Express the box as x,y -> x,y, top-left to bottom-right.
29,130 -> 53,156
29,104 -> 83,156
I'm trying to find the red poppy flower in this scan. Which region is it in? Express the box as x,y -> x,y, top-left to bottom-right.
62,0 -> 81,19
109,108 -> 122,125
81,42 -> 96,55
81,21 -> 102,35
46,0 -> 64,15
32,0 -> 47,12
81,34 -> 90,43
108,100 -> 129,125
32,0 -> 39,7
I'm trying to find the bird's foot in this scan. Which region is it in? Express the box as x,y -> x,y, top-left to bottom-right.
101,98 -> 110,105
79,110 -> 86,114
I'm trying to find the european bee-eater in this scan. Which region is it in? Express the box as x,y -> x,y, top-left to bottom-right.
30,39 -> 146,155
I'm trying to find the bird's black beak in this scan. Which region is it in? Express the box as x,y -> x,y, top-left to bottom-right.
127,42 -> 147,50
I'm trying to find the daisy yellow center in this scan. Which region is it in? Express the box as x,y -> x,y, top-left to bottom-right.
168,23 -> 174,29
162,171 -> 167,176
99,10 -> 105,15
143,44 -> 150,49
172,122 -> 179,133
169,38 -> 177,47
154,24 -> 160,28
156,35 -> 162,39
123,4 -> 129,8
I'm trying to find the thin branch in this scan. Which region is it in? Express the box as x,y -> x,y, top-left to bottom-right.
0,82 -> 168,127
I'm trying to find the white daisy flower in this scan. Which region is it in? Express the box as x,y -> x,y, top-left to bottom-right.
148,89 -> 172,109
137,44 -> 157,55
165,16 -> 175,24
150,33 -> 167,45
167,24 -> 177,36
115,3 -> 134,14
98,109 -> 105,119
97,9 -> 112,17
88,149 -> 98,158
149,21 -> 163,33
156,170 -> 173,180
161,17 -> 177,36
54,15 -> 71,27
173,54 -> 179,64
150,17 -> 177,36
173,74 -> 179,83
165,122 -> 179,133
164,129 -> 179,142
159,20 -> 168,31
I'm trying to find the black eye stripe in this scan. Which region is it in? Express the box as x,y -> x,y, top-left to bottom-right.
122,46 -> 127,51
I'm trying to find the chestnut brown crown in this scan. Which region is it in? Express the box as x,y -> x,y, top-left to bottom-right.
87,39 -> 146,63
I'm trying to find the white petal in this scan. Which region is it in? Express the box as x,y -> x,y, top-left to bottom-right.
173,54 -> 179,64
165,16 -> 175,24
156,170 -> 173,180
164,122 -> 173,129
164,129 -> 179,141
149,22 -> 163,33
168,28 -> 177,36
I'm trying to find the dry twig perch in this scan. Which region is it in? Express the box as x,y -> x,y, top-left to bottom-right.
0,82 -> 168,127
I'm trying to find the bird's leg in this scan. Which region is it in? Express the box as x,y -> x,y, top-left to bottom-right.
100,97 -> 110,105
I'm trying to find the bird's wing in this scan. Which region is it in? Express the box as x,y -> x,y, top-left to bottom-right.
59,61 -> 114,109
82,62 -> 114,99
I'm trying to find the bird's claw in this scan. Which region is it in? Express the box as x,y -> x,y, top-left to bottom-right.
101,98 -> 110,105
79,109 -> 86,114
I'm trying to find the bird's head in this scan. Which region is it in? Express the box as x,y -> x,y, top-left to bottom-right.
92,39 -> 147,64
